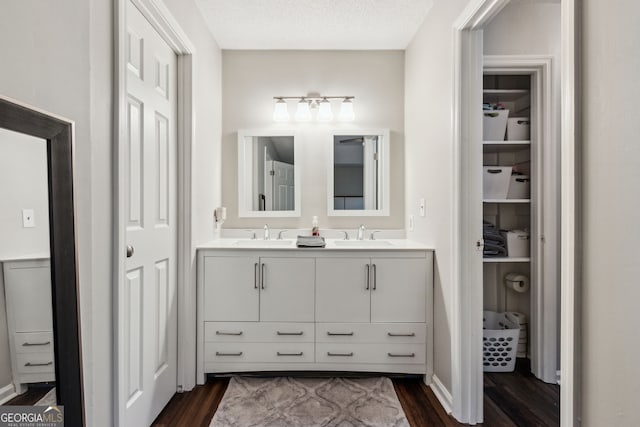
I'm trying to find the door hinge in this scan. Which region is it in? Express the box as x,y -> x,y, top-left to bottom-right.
270,170 -> 275,176
373,153 -> 379,161
476,239 -> 484,250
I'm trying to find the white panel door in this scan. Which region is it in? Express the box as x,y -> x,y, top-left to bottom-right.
316,258 -> 371,322
370,258 -> 427,323
122,1 -> 177,425
259,257 -> 315,322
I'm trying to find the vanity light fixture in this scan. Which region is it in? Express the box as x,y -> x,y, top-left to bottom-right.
272,95 -> 355,122
273,98 -> 290,122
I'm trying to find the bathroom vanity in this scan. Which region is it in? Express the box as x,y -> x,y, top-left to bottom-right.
196,239 -> 433,383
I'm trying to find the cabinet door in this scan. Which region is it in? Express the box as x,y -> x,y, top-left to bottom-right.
370,258 -> 427,323
203,256 -> 259,321
259,257 -> 315,322
316,258 -> 370,323
4,264 -> 53,332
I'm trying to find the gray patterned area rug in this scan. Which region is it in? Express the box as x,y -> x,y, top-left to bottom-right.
210,377 -> 410,427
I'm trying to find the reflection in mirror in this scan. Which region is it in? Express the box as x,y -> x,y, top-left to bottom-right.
329,130 -> 390,216
0,129 -> 56,406
238,131 -> 300,217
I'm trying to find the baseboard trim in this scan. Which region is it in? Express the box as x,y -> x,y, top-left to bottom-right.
0,383 -> 16,405
429,374 -> 453,415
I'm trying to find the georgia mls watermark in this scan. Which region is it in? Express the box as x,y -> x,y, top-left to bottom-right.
0,406 -> 64,427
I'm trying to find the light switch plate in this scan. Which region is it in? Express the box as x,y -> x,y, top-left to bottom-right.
22,209 -> 35,228
419,198 -> 426,217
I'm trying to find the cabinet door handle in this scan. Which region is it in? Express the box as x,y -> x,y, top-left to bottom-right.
365,264 -> 370,290
372,264 -> 377,290
277,351 -> 304,356
387,332 -> 416,337
277,331 -> 304,336
215,351 -> 243,357
22,341 -> 51,347
388,353 -> 415,358
216,331 -> 243,336
25,361 -> 53,367
261,263 -> 266,289
327,332 -> 354,336
254,262 -> 259,289
327,352 -> 354,357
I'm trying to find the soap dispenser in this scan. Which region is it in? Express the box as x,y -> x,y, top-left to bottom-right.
312,216 -> 320,236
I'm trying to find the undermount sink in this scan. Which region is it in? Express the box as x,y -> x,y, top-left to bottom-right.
233,239 -> 294,246
333,240 -> 394,247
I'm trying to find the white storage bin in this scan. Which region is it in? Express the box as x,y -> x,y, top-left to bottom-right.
507,175 -> 530,199
501,230 -> 530,257
483,311 -> 520,372
507,117 -> 530,140
483,109 -> 509,141
483,166 -> 512,199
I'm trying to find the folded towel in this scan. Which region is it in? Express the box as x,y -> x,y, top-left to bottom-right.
483,242 -> 508,257
296,236 -> 326,248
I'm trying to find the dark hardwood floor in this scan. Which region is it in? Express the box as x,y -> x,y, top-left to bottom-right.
153,360 -> 559,426
4,384 -> 54,406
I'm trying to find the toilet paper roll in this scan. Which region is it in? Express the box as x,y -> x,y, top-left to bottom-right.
504,273 -> 530,293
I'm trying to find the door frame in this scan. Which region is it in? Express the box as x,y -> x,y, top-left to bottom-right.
114,0 -> 196,423
452,0 -> 579,424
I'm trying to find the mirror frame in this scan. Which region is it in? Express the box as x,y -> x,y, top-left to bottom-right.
0,96 -> 84,424
237,129 -> 301,218
328,129 -> 390,217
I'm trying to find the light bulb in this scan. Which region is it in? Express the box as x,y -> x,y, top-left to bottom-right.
273,99 -> 289,122
317,98 -> 333,122
339,98 -> 355,121
295,99 -> 312,121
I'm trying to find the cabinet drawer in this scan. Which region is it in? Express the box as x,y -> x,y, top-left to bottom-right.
317,323 -> 426,344
16,353 -> 55,374
204,342 -> 315,363
204,322 -> 314,343
316,343 -> 425,365
14,332 -> 54,354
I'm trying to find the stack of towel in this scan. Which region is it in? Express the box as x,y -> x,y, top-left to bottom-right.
483,221 -> 507,257
296,235 -> 326,248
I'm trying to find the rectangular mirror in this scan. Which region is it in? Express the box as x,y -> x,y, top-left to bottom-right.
238,130 -> 300,217
328,129 -> 390,216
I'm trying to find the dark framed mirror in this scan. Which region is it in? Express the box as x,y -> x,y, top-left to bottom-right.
0,96 -> 84,425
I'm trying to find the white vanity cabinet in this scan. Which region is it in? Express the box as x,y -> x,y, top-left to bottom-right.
316,256 -> 427,323
2,258 -> 55,392
197,246 -> 433,382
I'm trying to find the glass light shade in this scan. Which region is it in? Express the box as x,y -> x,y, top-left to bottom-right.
273,99 -> 289,122
317,99 -> 333,122
295,99 -> 312,121
339,99 -> 355,121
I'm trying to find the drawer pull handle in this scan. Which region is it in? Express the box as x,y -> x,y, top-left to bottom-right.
216,331 -> 243,336
327,332 -> 354,336
388,353 -> 416,358
276,331 -> 304,336
327,352 -> 354,357
22,341 -> 52,347
215,351 -> 243,357
387,332 -> 416,337
25,361 -> 53,367
277,352 -> 304,356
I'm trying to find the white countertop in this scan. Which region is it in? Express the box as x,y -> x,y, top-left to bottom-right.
196,238 -> 433,251
0,253 -> 50,262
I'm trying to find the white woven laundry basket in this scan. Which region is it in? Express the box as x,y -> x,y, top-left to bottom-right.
483,311 -> 520,372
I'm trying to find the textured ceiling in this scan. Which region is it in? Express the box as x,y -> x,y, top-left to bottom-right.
195,0 -> 434,50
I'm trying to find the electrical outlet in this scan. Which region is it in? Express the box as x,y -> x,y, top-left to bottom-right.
408,215 -> 414,231
22,209 -> 35,228
419,198 -> 426,217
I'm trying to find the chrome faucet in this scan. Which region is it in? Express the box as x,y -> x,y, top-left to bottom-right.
277,230 -> 288,240
263,224 -> 270,240
340,231 -> 350,240
370,231 -> 381,240
356,224 -> 366,240
245,229 -> 257,240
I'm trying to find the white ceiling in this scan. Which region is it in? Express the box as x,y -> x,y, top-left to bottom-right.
195,0 -> 435,50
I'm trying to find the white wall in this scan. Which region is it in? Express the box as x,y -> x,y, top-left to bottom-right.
0,0 -> 222,424
221,50 -> 405,230
404,0 -> 473,395
581,0 -> 640,424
